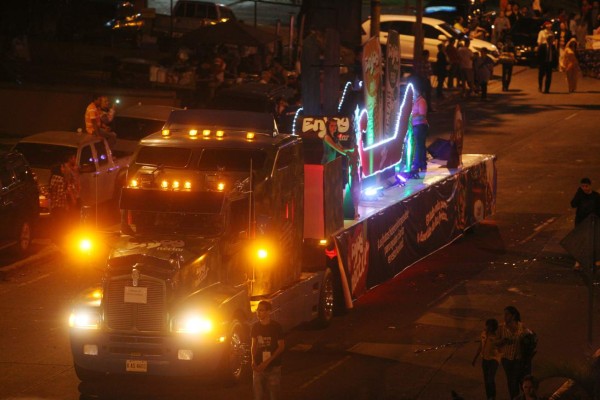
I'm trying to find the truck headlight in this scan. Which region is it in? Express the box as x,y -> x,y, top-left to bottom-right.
69,309 -> 101,330
172,314 -> 214,334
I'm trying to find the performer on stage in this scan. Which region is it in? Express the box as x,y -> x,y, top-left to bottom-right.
410,83 -> 429,179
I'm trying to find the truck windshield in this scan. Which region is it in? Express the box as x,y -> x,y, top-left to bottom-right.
13,143 -> 75,169
136,146 -> 192,168
198,149 -> 267,171
121,188 -> 225,236
127,211 -> 225,236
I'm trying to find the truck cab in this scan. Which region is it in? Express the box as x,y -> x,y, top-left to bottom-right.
68,110 -> 333,383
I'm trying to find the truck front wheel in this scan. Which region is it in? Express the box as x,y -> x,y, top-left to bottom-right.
219,319 -> 250,385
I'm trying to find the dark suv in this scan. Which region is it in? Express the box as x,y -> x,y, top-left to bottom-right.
0,150 -> 39,253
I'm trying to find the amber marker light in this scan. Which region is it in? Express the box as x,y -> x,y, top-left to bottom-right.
162,129 -> 170,136
319,239 -> 328,246
246,132 -> 255,139
216,130 -> 224,137
217,182 -> 225,191
184,181 -> 192,189
161,180 -> 169,189
172,180 -> 180,189
130,179 -> 138,188
189,129 -> 198,137
202,129 -> 211,137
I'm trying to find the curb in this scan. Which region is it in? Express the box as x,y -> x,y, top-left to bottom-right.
0,243 -> 59,273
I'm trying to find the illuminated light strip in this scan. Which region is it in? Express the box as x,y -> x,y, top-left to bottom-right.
292,107 -> 304,135
353,83 -> 415,178
361,83 -> 414,152
338,81 -> 353,112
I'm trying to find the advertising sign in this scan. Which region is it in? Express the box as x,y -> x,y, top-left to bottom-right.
384,30 -> 401,137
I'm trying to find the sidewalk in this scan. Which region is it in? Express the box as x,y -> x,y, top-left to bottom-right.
349,212 -> 599,399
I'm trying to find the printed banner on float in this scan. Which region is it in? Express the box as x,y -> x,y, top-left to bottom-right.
362,37 -> 383,146
333,156 -> 496,300
384,30 -> 401,137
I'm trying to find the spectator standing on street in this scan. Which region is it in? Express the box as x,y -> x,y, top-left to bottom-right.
64,152 -> 81,223
434,43 -> 448,99
562,38 -> 581,93
475,48 -> 494,100
457,39 -> 474,97
454,16 -> 469,35
570,177 -> 600,270
556,21 -> 572,71
499,36 -> 516,91
498,306 -> 526,400
492,10 -> 511,45
251,300 -> 285,400
49,159 -> 71,243
537,35 -> 558,93
472,318 -> 501,400
445,38 -> 460,89
513,375 -> 542,400
84,94 -> 117,146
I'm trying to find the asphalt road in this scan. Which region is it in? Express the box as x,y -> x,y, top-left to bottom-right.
1,66 -> 600,399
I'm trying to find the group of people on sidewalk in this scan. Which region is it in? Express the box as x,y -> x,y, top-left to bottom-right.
473,306 -> 538,400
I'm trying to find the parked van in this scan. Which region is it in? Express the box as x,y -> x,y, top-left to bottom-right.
361,15 -> 499,67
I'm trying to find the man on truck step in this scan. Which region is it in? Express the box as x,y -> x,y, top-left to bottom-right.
251,300 -> 285,400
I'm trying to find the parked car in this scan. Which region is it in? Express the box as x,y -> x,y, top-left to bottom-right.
112,104 -> 181,156
510,17 -> 543,66
14,132 -> 131,216
361,15 -> 499,67
153,0 -> 237,38
0,150 -> 39,254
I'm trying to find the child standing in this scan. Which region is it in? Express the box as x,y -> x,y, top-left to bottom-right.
473,318 -> 501,400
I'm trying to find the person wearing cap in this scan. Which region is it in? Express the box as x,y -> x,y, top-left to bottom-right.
537,35 -> 558,93
570,177 -> 600,270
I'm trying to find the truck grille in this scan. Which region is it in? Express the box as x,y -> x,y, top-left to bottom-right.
104,276 -> 167,332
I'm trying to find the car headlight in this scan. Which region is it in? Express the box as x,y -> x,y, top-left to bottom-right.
172,314 -> 214,334
69,309 -> 101,330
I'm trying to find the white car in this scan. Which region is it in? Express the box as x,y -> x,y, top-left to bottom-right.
361,15 -> 499,66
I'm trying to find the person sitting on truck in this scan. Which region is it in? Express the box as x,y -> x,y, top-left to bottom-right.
84,94 -> 117,147
251,300 -> 285,400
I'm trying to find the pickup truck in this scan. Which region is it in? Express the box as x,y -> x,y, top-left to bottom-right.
14,132 -> 131,216
152,0 -> 236,38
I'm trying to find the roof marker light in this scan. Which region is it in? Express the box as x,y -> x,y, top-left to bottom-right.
216,130 -> 224,138
184,181 -> 192,189
162,129 -> 170,136
202,129 -> 211,137
172,180 -> 180,189
189,129 -> 198,137
130,179 -> 138,188
246,132 -> 255,139
217,182 -> 225,191
161,180 -> 169,189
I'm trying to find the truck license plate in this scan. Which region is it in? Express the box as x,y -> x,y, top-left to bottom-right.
126,360 -> 147,372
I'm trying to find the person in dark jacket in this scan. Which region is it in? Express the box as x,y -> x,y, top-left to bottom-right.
570,177 -> 600,270
537,35 -> 558,93
434,43 -> 449,98
571,177 -> 600,225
